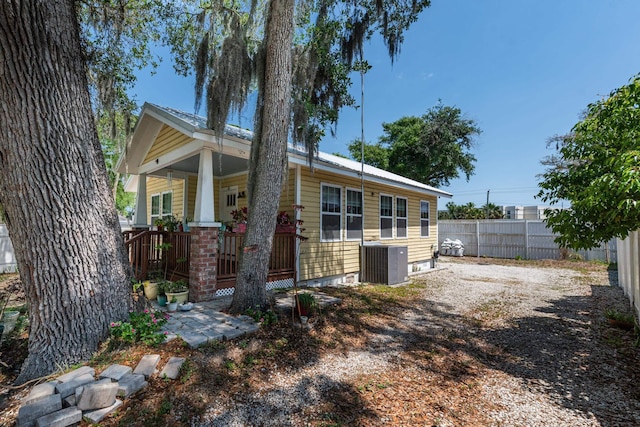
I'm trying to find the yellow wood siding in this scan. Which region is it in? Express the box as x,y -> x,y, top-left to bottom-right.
151,165 -> 439,282
185,172 -> 297,223
146,176 -> 185,223
297,167 -> 439,281
143,125 -> 194,164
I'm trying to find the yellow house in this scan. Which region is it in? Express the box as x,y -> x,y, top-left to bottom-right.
118,103 -> 451,301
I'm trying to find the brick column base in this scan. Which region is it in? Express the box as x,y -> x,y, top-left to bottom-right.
189,226 -> 218,302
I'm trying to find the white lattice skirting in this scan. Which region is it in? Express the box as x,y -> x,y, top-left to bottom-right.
215,278 -> 295,297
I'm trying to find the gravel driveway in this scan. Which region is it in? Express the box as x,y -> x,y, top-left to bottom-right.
197,258 -> 640,426
423,259 -> 640,427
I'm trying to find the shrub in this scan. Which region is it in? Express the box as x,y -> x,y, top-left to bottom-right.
245,306 -> 278,327
110,309 -> 170,346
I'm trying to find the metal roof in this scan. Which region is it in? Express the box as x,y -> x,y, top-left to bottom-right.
148,104 -> 452,198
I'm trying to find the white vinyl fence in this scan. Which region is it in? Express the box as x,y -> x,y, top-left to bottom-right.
0,224 -> 17,273
438,220 -> 617,262
617,231 -> 640,319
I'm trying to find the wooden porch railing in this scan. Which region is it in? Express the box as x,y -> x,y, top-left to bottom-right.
123,231 -> 190,281
123,230 -> 296,287
217,232 -> 296,289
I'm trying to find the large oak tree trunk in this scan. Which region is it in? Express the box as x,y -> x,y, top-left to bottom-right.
229,0 -> 294,314
0,0 -> 134,383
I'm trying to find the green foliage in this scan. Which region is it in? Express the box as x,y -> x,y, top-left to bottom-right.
245,306 -> 278,326
165,279 -> 189,293
347,138 -> 390,170
438,202 -> 503,220
295,292 -> 317,310
78,2 -> 192,218
538,75 -> 640,250
348,103 -> 481,187
172,0 -> 432,164
110,309 -> 170,346
132,280 -> 144,293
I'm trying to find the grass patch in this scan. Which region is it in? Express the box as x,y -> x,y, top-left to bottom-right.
468,298 -> 512,325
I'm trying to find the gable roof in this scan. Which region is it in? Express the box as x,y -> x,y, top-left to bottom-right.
120,103 -> 452,198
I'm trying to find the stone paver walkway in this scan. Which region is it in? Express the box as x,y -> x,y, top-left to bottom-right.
153,297 -> 258,348
154,291 -> 342,348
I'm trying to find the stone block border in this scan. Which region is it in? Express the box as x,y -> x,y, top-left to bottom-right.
17,354 -> 184,426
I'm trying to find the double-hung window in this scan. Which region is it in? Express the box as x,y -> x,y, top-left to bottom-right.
151,194 -> 161,225
420,200 -> 430,237
396,197 -> 408,238
346,189 -> 362,240
162,192 -> 173,217
151,191 -> 173,225
321,184 -> 341,241
380,194 -> 393,239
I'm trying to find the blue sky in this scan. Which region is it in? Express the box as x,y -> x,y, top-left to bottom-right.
132,0 -> 640,208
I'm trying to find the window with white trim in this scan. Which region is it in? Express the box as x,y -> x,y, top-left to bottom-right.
396,197 -> 408,238
162,192 -> 173,217
380,194 -> 393,239
151,191 -> 173,225
321,184 -> 341,241
151,194 -> 161,225
420,200 -> 430,237
346,189 -> 362,241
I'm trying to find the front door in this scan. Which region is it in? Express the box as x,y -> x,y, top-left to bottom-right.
219,186 -> 238,224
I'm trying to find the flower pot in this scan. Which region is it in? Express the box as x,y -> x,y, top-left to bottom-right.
295,293 -> 316,317
296,305 -> 310,317
1,311 -> 20,336
143,281 -> 159,300
157,294 -> 167,307
165,290 -> 189,304
235,223 -> 247,233
276,224 -> 296,233
167,302 -> 178,312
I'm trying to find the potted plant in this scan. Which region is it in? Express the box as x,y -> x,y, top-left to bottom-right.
231,207 -> 248,233
156,280 -> 169,307
142,279 -> 159,300
295,292 -> 317,317
131,279 -> 144,302
165,279 -> 189,304
183,217 -> 192,232
167,297 -> 178,312
275,211 -> 295,233
164,215 -> 179,232
153,217 -> 165,231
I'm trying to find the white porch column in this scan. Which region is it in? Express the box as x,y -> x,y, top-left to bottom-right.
193,149 -> 220,227
133,173 -> 149,228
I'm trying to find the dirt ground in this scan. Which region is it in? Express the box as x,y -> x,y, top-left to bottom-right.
1,257 -> 639,426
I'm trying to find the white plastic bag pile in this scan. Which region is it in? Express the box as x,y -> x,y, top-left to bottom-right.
441,238 -> 464,256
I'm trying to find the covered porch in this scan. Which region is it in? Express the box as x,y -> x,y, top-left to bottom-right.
118,104 -> 301,301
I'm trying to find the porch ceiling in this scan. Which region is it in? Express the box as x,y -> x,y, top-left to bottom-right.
154,152 -> 249,177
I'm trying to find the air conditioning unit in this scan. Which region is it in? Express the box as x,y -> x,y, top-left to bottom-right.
360,244 -> 408,285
